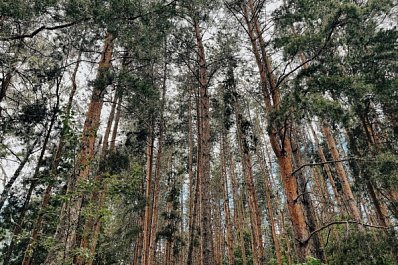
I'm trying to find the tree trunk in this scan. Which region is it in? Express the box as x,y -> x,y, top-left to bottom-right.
225,139 -> 248,265
241,2 -> 311,261
291,128 -> 327,263
4,97 -> 59,265
187,79 -> 202,265
194,21 -> 214,265
0,141 -> 37,211
310,123 -> 344,215
74,90 -> 119,265
22,52 -> 82,265
44,33 -> 114,265
142,116 -> 155,265
148,52 -> 167,265
321,121 -> 364,230
232,89 -> 264,264
220,135 -> 235,265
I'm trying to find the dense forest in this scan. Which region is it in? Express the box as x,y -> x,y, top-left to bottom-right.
0,0 -> 397,264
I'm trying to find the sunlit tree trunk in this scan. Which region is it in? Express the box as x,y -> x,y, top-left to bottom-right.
241,2 -> 311,261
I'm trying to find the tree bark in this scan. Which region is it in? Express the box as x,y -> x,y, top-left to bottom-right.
241,1 -> 311,261
44,33 -> 114,265
194,21 -> 214,265
220,134 -> 235,265
321,121 -> 364,231
147,50 -> 167,265
74,89 -> 119,265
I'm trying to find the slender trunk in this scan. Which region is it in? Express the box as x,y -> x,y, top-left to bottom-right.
291,128 -> 326,263
142,116 -> 155,265
187,81 -> 202,265
0,72 -> 11,116
187,74 -> 195,264
228,69 -> 264,264
4,103 -> 59,265
75,90 -> 119,265
322,121 -> 364,230
0,141 -> 37,211
255,145 -> 282,265
366,182 -> 390,227
194,21 -> 213,265
220,135 -> 235,265
225,139 -> 248,265
44,33 -> 114,265
85,93 -> 123,265
241,2 -> 311,261
310,124 -> 344,216
22,53 -> 82,265
148,53 -> 167,265
164,161 -> 172,265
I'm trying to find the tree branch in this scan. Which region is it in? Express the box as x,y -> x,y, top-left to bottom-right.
1,21 -> 78,41
291,157 -> 373,176
294,191 -> 312,203
302,221 -> 388,244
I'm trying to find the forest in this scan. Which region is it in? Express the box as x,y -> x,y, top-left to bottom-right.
0,0 -> 397,264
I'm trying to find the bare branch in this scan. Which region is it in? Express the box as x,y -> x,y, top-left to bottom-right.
302,221 -> 388,244
1,21 -> 78,41
291,157 -> 373,176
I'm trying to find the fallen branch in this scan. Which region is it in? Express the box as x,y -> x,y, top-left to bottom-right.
302,221 -> 388,244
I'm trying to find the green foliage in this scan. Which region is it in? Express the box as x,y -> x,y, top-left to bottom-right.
326,231 -> 396,265
233,230 -> 253,265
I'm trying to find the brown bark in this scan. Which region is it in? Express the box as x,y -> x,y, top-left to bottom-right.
321,121 -> 364,230
291,128 -> 327,263
194,21 -> 213,265
310,124 -> 344,216
0,72 -> 11,116
241,1 -> 311,260
229,70 -> 264,264
148,55 -> 167,265
84,93 -> 123,265
187,85 -> 202,265
44,33 -> 114,265
255,145 -> 283,265
213,187 -> 222,265
186,73 -> 195,264
164,163 -> 172,265
74,90 -> 119,265
225,138 -> 248,265
366,182 -> 390,227
142,117 -> 155,265
240,1 -> 312,260
220,135 -> 235,265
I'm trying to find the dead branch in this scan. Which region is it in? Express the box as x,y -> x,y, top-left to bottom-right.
302,221 -> 388,244
291,157 -> 373,176
1,21 -> 78,41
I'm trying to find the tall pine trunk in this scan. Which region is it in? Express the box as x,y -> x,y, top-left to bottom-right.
44,33 -> 114,265
194,21 -> 214,265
